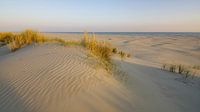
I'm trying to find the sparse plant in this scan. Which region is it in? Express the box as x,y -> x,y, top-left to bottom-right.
192,65 -> 200,70
177,65 -> 184,74
112,48 -> 117,54
162,64 -> 167,70
183,69 -> 191,79
169,64 -> 176,72
82,31 -> 89,47
161,64 -> 199,79
119,51 -> 126,60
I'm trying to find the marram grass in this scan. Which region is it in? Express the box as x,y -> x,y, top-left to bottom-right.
0,30 -> 47,51
161,64 -> 200,79
0,29 -> 131,74
81,32 -> 113,72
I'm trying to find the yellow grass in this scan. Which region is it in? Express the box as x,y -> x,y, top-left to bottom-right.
0,32 -> 15,44
0,29 -> 129,73
81,32 -> 113,71
49,38 -> 81,46
0,30 -> 48,51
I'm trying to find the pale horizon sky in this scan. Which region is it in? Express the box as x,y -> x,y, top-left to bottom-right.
0,0 -> 200,32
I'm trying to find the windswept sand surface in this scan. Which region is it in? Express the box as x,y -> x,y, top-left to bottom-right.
0,44 -> 133,112
0,34 -> 200,112
44,33 -> 200,67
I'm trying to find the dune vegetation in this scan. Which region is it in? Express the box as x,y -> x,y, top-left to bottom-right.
0,30 -> 82,51
81,32 -> 114,72
0,29 -> 131,73
161,64 -> 200,79
0,30 -> 48,51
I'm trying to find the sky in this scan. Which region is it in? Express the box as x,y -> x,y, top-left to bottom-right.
0,0 -> 200,32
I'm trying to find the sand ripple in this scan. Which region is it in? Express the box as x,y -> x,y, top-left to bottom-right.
0,44 -> 133,112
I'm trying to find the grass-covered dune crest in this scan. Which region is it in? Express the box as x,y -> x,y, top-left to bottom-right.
0,29 -> 130,74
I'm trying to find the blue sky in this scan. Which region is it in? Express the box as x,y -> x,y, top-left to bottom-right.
0,0 -> 200,32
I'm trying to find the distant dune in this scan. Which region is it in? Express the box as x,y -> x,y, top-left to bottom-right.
0,34 -> 200,112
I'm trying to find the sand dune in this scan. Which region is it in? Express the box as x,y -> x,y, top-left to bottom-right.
0,44 -> 133,112
0,34 -> 200,112
44,33 -> 200,67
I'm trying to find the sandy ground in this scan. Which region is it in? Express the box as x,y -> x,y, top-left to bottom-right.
44,33 -> 200,67
0,34 -> 200,112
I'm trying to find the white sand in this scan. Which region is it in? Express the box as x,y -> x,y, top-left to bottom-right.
0,34 -> 200,112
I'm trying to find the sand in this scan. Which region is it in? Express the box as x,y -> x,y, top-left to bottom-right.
0,34 -> 200,112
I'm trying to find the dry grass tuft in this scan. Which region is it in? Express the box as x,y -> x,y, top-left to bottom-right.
0,32 -> 15,44
192,65 -> 200,70
118,51 -> 126,60
112,48 -> 117,54
49,38 -> 81,46
0,29 -> 48,51
161,64 -> 200,79
81,32 -> 113,72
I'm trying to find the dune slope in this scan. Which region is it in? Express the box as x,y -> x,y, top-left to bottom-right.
0,44 -> 133,112
115,58 -> 200,112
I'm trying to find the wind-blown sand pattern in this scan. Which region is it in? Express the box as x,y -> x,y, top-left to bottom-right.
0,34 -> 200,112
0,44 -> 133,112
